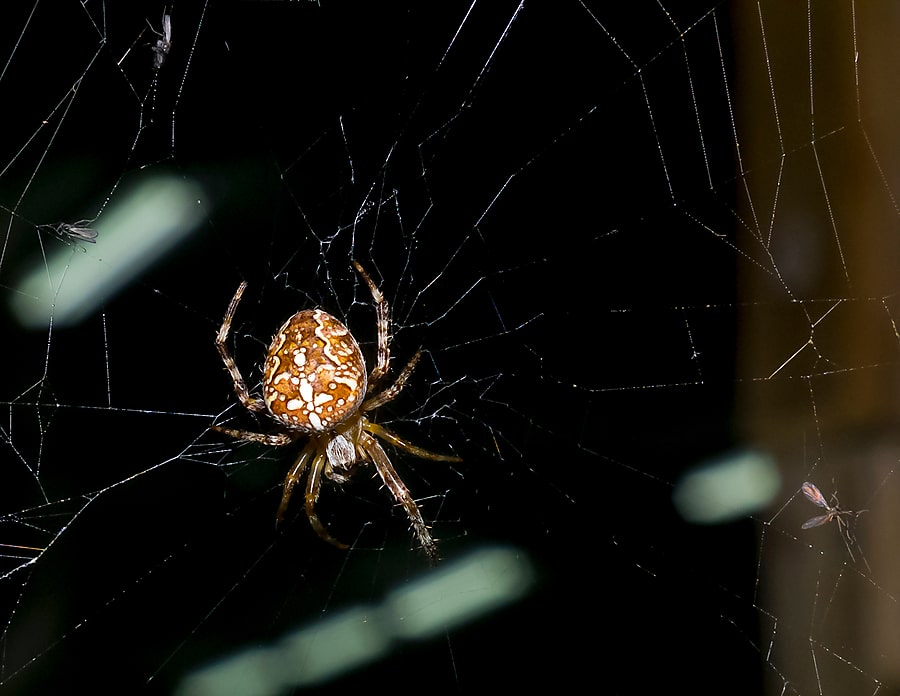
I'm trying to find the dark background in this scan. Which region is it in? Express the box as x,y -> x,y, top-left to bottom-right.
0,1 -> 822,693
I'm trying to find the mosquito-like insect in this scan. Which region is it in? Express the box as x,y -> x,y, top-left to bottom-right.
801,481 -> 853,529
149,11 -> 172,70
800,481 -> 866,562
39,220 -> 98,244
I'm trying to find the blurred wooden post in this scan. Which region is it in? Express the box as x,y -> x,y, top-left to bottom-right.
734,3 -> 900,692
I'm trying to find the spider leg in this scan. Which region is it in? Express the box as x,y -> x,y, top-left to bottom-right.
353,261 -> 391,387
362,349 -> 422,412
276,442 -> 316,522
305,451 -> 349,550
216,281 -> 266,414
362,431 -> 439,565
364,421 -> 462,462
212,425 -> 293,447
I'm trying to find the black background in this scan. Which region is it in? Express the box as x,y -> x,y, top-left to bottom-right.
0,2 -> 762,693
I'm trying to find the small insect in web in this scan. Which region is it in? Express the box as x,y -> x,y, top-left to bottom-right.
148,10 -> 172,70
800,481 -> 866,562
40,220 -> 98,244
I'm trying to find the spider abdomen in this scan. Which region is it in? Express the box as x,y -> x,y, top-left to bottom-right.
262,308 -> 367,433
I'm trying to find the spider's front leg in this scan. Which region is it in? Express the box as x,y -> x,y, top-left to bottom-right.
277,443 -> 315,522
364,422 -> 463,463
361,432 -> 440,564
304,451 -> 349,549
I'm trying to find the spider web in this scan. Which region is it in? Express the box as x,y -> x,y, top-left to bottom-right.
1,1 -> 899,693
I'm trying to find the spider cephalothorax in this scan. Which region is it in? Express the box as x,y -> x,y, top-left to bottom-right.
214,262 -> 460,564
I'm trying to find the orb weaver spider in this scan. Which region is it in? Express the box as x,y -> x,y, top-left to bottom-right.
213,262 -> 461,564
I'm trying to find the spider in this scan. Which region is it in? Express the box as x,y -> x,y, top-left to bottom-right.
213,262 -> 461,564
